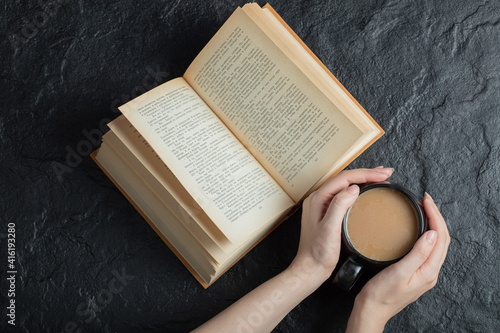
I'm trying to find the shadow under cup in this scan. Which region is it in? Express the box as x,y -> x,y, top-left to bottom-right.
332,182 -> 427,292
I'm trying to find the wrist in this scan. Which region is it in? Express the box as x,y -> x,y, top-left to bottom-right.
285,257 -> 331,292
347,293 -> 388,333
286,256 -> 332,290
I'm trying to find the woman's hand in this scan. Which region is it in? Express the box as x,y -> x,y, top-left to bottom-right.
346,193 -> 451,332
193,167 -> 393,333
290,167 -> 394,283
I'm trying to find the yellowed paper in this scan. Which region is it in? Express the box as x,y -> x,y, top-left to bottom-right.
106,116 -> 235,258
184,8 -> 363,201
119,77 -> 294,243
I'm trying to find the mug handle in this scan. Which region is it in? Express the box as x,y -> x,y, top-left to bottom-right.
332,256 -> 363,292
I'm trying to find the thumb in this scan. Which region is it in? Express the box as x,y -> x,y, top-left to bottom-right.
395,230 -> 437,276
322,185 -> 360,227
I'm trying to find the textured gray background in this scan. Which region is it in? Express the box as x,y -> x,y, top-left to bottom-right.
1,0 -> 499,332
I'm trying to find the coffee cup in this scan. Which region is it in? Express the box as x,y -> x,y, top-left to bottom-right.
332,182 -> 427,292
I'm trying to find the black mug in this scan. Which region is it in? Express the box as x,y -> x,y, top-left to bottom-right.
332,182 -> 427,292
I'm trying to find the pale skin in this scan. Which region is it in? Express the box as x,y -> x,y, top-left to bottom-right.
193,167 -> 451,333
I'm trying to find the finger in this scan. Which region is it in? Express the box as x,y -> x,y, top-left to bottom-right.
425,194 -> 450,241
425,194 -> 449,264
315,168 -> 394,201
320,185 -> 359,236
394,230 -> 437,278
419,194 -> 450,275
307,167 -> 393,223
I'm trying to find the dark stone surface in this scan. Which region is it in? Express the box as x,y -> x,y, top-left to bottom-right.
1,0 -> 499,332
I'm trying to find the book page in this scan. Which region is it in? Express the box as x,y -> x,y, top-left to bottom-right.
106,116 -> 233,255
119,77 -> 294,243
184,8 -> 363,202
246,3 -> 380,133
250,4 -> 383,191
94,144 -> 217,284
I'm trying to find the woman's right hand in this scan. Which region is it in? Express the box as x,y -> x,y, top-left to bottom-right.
346,193 -> 451,333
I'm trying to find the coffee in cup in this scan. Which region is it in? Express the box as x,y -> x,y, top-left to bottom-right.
332,182 -> 427,291
346,187 -> 419,262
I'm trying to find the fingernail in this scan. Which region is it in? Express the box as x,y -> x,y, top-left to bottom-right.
375,165 -> 384,168
374,167 -> 394,176
347,184 -> 359,195
424,192 -> 433,202
426,230 -> 437,244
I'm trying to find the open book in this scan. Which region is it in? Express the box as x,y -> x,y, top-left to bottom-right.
92,3 -> 383,288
